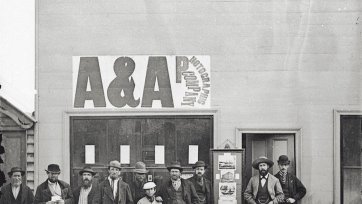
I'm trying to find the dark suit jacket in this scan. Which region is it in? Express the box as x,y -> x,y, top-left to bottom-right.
73,184 -> 98,204
93,179 -> 133,204
34,180 -> 73,204
157,178 -> 199,204
0,183 -> 34,204
274,172 -> 306,201
187,176 -> 212,204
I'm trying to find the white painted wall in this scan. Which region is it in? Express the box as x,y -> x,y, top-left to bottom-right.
36,0 -> 362,203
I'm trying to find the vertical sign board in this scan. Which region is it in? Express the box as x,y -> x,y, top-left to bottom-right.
72,56 -> 211,109
211,149 -> 244,204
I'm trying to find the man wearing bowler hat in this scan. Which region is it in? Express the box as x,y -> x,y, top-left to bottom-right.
128,162 -> 149,203
73,166 -> 98,204
244,156 -> 284,204
93,160 -> 133,204
274,155 -> 306,204
0,167 -> 34,204
187,161 -> 211,204
34,164 -> 73,204
156,161 -> 199,204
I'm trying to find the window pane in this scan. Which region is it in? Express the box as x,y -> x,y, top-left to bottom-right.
341,115 -> 362,204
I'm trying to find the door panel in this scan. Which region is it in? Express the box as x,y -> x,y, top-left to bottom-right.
340,116 -> 362,204
243,133 -> 295,192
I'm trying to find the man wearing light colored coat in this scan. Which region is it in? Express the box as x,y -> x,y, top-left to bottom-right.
244,156 -> 284,204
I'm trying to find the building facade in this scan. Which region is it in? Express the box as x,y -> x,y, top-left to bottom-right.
36,0 -> 362,203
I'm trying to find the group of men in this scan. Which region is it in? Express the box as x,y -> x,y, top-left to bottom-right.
0,160 -> 211,204
0,155 -> 305,204
244,155 -> 306,204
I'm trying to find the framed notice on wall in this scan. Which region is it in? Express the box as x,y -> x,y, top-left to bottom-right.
211,149 -> 244,204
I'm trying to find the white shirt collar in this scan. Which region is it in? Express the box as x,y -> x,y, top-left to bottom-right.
260,173 -> 269,179
108,176 -> 119,183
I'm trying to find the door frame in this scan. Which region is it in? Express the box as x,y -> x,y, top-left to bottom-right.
235,128 -> 302,178
333,109 -> 362,204
61,109 -> 218,183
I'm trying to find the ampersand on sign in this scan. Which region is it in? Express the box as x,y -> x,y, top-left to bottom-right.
107,57 -> 140,107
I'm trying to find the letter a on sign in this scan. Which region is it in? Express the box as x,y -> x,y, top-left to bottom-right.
74,57 -> 106,107
142,56 -> 174,107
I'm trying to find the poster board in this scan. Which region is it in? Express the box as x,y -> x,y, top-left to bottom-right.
211,149 -> 244,204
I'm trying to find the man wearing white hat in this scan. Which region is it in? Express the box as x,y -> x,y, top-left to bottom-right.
93,160 -> 133,204
244,156 -> 284,204
128,162 -> 149,203
137,182 -> 161,204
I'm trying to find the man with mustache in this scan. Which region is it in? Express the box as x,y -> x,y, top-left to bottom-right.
93,160 -> 133,204
244,156 -> 284,204
187,161 -> 211,204
156,161 -> 199,204
128,162 -> 149,203
73,166 -> 98,204
274,155 -> 306,204
34,164 -> 73,204
0,167 -> 34,204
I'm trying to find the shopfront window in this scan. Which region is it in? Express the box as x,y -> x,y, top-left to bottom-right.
70,115 -> 213,188
341,115 -> 362,204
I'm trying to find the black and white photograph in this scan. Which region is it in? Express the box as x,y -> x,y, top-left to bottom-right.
0,1 -> 361,204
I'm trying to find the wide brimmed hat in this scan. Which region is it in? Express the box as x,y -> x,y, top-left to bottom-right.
143,182 -> 156,190
167,161 -> 183,172
252,156 -> 274,169
277,155 -> 290,165
108,160 -> 122,169
192,161 -> 208,169
79,166 -> 97,176
45,164 -> 61,173
133,162 -> 149,174
8,167 -> 25,177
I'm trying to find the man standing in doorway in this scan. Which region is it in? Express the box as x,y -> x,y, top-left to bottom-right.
274,155 -> 306,204
244,156 -> 284,204
187,161 -> 211,204
93,160 -> 133,204
157,161 -> 199,204
0,167 -> 34,204
34,164 -> 73,204
129,162 -> 149,203
73,166 -> 98,204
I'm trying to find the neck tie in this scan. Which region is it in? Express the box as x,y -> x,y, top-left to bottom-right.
111,179 -> 115,198
261,176 -> 266,187
280,172 -> 286,184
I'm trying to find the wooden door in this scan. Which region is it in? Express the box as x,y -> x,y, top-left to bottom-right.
70,115 -> 213,190
1,131 -> 27,185
242,133 -> 295,191
340,115 -> 362,204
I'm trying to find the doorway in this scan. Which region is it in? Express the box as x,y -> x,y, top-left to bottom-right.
241,133 -> 296,192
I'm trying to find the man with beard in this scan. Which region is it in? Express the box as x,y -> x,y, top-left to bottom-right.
244,156 -> 284,204
34,164 -> 73,204
0,167 -> 34,204
274,155 -> 306,204
187,161 -> 211,204
93,160 -> 133,204
156,161 -> 199,204
73,166 -> 98,204
128,162 -> 149,203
